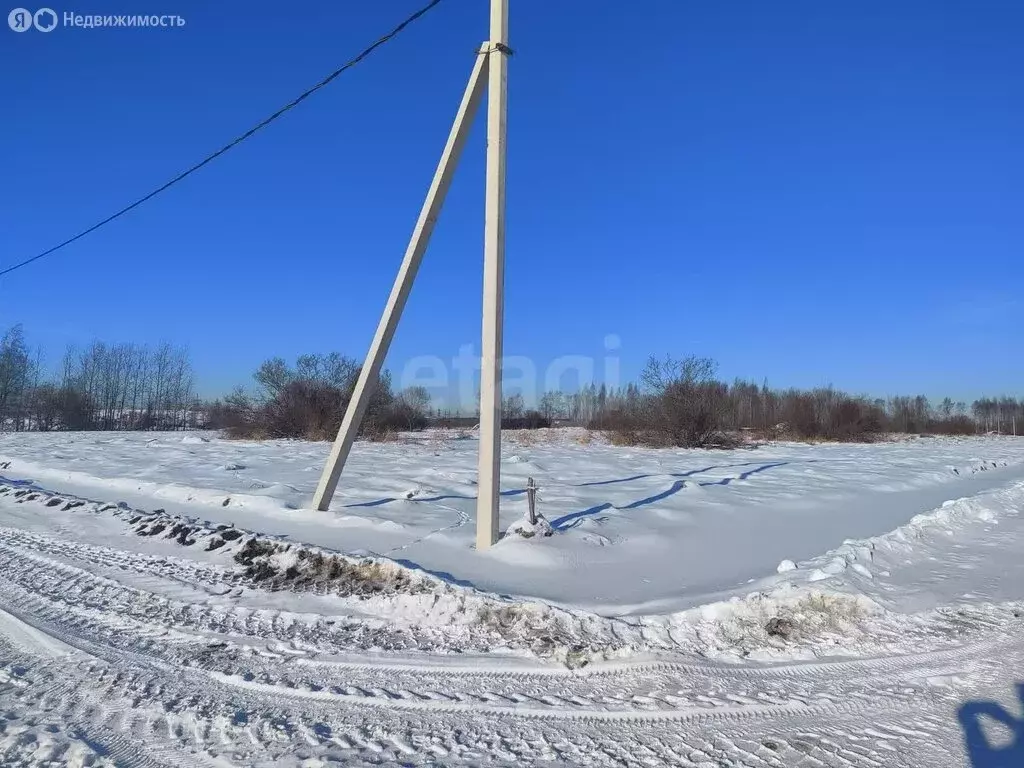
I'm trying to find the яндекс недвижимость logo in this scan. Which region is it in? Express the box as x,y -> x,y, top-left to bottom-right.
8,8 -> 185,30
8,7 -> 57,31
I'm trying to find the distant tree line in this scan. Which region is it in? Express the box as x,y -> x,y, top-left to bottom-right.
535,355 -> 1022,447
3,324 -> 1020,445
970,397 -> 1024,435
1,324 -> 199,432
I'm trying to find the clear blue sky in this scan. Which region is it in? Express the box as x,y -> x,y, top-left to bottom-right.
2,0 -> 1021,405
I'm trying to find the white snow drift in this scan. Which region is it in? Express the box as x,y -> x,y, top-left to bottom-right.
1,431 -> 1024,766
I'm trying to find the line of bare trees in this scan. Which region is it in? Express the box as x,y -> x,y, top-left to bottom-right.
0,324 -> 200,432
971,397 -> 1024,435
206,353 -> 432,440
535,355 -> 1022,447
5,323 -> 1021,445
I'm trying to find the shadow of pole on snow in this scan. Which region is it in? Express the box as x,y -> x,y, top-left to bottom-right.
958,683 -> 1024,768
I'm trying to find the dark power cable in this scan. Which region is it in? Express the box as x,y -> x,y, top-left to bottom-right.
0,0 -> 445,278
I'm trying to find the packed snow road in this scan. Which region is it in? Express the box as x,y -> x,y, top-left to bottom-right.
1,433 -> 1024,766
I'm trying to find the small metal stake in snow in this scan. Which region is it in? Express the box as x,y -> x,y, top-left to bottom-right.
526,477 -> 537,525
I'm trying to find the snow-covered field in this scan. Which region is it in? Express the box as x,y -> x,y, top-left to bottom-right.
1,430 -> 1024,766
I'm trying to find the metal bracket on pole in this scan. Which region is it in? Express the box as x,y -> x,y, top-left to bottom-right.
480,41 -> 514,56
311,48 -> 490,512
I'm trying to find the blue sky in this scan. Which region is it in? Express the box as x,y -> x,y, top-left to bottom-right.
2,0 -> 1021,405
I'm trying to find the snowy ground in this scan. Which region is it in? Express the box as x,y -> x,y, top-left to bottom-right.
1,430 -> 1024,766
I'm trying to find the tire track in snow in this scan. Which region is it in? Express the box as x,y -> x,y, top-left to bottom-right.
0,638 -> 968,768
0,539 -> 1005,728
2,469 -> 1021,765
0,536 -> 1003,675
0,537 -> 1006,685
0,602 -> 963,768
1,525 -> 1014,684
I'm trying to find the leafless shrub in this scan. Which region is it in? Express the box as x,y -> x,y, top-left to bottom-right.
927,415 -> 976,436
212,354 -> 429,441
826,398 -> 885,442
268,380 -> 346,440
602,355 -> 731,448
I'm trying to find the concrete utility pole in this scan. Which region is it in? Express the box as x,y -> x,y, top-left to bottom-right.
313,0 -> 510,551
475,0 -> 509,549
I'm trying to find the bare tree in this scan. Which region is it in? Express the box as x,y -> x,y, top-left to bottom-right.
502,393 -> 525,420
539,390 -> 566,421
398,386 -> 431,415
0,325 -> 34,431
639,355 -> 730,447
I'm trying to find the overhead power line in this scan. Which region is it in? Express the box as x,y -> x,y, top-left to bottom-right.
0,0 -> 445,279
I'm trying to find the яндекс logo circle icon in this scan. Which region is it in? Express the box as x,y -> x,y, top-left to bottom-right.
8,7 -> 34,31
